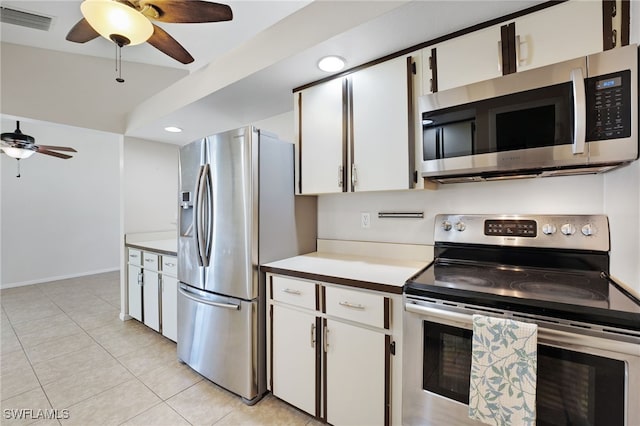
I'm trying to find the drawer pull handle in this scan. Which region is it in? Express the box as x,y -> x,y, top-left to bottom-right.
339,301 -> 365,310
130,254 -> 139,258
282,288 -> 302,295
164,262 -> 176,267
145,258 -> 155,262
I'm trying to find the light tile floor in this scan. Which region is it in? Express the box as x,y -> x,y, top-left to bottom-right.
1,272 -> 318,425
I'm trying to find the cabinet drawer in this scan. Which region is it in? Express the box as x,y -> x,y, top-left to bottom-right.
128,249 -> 142,266
271,276 -> 316,310
162,256 -> 178,276
325,286 -> 388,329
143,252 -> 159,271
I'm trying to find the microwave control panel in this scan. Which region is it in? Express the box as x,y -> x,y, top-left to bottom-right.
586,70 -> 631,141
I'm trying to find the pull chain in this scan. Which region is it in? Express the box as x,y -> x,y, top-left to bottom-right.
115,43 -> 125,83
16,159 -> 21,178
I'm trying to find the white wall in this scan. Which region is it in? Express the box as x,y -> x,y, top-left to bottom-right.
1,117 -> 121,287
123,137 -> 179,234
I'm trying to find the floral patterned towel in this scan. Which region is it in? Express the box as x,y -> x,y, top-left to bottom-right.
468,314 -> 538,426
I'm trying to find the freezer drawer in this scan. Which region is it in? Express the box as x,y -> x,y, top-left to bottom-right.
177,283 -> 264,403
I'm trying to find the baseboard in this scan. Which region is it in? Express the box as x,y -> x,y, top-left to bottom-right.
1,267 -> 119,289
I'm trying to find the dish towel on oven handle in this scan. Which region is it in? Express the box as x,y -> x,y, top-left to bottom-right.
468,314 -> 538,426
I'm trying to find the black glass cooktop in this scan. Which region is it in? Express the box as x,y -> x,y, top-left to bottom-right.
406,256 -> 640,331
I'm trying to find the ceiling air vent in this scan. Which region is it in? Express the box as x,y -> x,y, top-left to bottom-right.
0,6 -> 52,31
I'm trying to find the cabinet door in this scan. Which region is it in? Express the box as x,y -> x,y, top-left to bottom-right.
127,264 -> 143,322
325,319 -> 387,426
514,1 -> 602,72
161,275 -> 178,342
271,305 -> 317,416
297,78 -> 346,195
351,55 -> 412,192
143,270 -> 160,332
427,25 -> 503,93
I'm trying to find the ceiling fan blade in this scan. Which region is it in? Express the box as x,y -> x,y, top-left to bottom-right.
140,0 -> 232,23
36,148 -> 73,159
147,24 -> 194,64
37,145 -> 77,152
66,18 -> 100,43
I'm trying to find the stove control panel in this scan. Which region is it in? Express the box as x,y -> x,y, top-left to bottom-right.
435,214 -> 610,251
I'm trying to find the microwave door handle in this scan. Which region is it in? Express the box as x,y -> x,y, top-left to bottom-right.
571,68 -> 586,155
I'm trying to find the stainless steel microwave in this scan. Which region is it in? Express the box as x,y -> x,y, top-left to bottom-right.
419,44 -> 638,183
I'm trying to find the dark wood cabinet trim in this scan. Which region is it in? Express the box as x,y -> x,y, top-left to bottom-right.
429,48 -> 438,93
315,316 -> 323,419
602,0 -> 615,50
268,275 -> 273,300
297,92 -> 303,194
293,1 -> 565,92
500,22 -> 517,75
341,78 -> 349,193
322,318 -> 328,421
315,284 -> 321,311
321,286 -> 327,313
347,78 -> 355,192
260,266 -> 404,295
384,297 -> 391,330
384,335 -> 392,426
406,56 -> 416,188
269,305 -> 274,391
621,0 -> 630,46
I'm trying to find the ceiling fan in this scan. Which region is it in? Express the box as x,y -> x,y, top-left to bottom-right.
1,121 -> 77,160
66,0 -> 233,81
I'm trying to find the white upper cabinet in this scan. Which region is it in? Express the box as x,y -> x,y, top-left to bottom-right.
351,55 -> 412,192
296,78 -> 345,195
423,1 -> 605,94
514,0 -> 602,72
295,54 -> 417,194
425,25 -> 503,93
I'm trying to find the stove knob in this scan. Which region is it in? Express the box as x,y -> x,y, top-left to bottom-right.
441,221 -> 452,231
454,221 -> 466,232
561,223 -> 576,236
542,224 -> 557,235
581,223 -> 596,236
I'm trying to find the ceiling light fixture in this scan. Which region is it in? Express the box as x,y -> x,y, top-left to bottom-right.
80,0 -> 154,83
318,55 -> 346,73
164,126 -> 183,133
1,146 -> 36,159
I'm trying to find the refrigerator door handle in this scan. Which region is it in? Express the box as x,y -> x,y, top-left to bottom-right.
179,285 -> 240,310
203,163 -> 214,266
195,164 -> 208,267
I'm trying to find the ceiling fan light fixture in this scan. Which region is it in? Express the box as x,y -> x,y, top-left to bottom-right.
81,0 -> 153,46
1,146 -> 36,159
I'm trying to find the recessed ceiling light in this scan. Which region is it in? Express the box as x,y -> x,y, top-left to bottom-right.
318,56 -> 346,72
164,126 -> 183,133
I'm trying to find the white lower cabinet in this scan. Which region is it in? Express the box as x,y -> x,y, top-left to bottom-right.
126,247 -> 177,340
143,270 -> 160,332
325,319 -> 386,426
127,263 -> 143,322
161,274 -> 178,342
268,274 -> 395,425
271,305 -> 317,415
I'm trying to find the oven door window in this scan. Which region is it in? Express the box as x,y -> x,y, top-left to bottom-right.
422,320 -> 626,425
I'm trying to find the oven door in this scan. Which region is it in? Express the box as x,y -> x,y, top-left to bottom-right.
403,300 -> 640,426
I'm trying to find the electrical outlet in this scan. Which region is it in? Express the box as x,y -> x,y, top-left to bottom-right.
361,212 -> 371,229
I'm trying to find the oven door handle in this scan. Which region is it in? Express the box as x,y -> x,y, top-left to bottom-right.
405,302 -> 472,326
405,302 -> 640,357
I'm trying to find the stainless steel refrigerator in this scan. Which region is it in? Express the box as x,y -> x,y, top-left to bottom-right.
177,126 -> 316,404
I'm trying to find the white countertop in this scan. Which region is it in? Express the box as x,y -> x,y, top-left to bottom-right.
262,251 -> 430,289
126,239 -> 177,256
